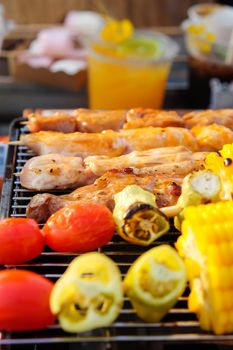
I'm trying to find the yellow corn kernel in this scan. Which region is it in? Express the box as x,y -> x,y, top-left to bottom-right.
220,144 -> 233,158
220,290 -> 233,310
216,317 -> 227,335
207,245 -> 222,266
219,242 -> 233,265
188,280 -> 211,332
185,258 -> 201,282
210,290 -> 224,312
207,238 -> 232,262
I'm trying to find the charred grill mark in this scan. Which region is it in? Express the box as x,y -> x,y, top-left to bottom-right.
74,304 -> 88,315
122,167 -> 134,174
32,168 -> 42,174
124,203 -> 154,220
170,182 -> 181,196
80,272 -> 95,278
109,168 -> 134,174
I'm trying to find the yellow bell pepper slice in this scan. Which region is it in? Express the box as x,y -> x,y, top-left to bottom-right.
50,252 -> 123,333
124,245 -> 187,322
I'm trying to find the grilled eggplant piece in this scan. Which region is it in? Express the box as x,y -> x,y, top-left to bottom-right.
113,185 -> 169,246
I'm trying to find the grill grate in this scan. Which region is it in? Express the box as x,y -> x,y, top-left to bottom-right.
0,118 -> 232,347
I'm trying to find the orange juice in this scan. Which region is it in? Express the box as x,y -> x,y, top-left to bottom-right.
88,31 -> 178,109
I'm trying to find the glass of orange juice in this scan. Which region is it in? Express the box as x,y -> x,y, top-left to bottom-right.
88,30 -> 179,109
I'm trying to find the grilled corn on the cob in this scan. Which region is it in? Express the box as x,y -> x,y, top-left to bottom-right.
176,201 -> 233,334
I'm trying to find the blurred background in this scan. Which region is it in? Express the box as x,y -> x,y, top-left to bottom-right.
0,0 -> 232,132
0,0 -> 215,26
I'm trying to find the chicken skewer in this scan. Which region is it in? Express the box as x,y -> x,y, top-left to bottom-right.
23,108 -> 233,133
26,169 -> 185,223
183,109 -> 233,129
18,127 -> 199,157
191,123 -> 233,151
16,123 -> 233,157
19,146 -> 207,191
23,108 -> 185,133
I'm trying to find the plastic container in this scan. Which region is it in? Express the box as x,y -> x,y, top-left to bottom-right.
187,3 -> 223,21
88,31 -> 178,109
183,23 -> 233,108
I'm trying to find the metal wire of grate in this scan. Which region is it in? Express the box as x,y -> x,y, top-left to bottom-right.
0,118 -> 232,347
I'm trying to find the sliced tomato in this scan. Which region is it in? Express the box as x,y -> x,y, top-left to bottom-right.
42,203 -> 115,252
0,218 -> 44,265
0,269 -> 55,331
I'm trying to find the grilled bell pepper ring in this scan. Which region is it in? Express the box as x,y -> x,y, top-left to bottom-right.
124,245 -> 187,322
174,170 -> 221,231
177,170 -> 221,208
113,185 -> 169,246
50,252 -> 123,333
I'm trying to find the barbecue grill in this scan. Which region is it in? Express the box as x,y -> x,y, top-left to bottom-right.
0,118 -> 232,349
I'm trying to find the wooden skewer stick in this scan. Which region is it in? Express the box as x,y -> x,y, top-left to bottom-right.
160,205 -> 181,218
20,121 -> 28,125
8,141 -> 23,146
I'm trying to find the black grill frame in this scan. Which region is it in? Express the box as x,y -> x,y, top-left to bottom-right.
0,118 -> 232,347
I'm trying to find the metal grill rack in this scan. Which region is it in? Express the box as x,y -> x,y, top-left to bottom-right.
0,118 -> 232,348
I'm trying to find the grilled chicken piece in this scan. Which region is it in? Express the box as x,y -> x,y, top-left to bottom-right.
85,147 -> 206,176
20,154 -> 95,191
191,124 -> 233,151
76,109 -> 127,132
26,169 -> 184,223
123,108 -> 184,129
24,108 -> 184,133
20,127 -> 198,157
184,109 -> 233,129
20,146 -> 207,191
24,109 -> 77,133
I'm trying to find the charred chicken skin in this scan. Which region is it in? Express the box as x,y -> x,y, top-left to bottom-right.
26,169 -> 185,223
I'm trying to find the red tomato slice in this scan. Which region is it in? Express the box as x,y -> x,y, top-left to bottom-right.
42,203 -> 115,252
0,269 -> 55,331
0,218 -> 44,265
